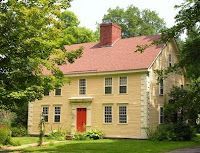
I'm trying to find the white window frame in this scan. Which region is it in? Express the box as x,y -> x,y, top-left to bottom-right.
159,79 -> 164,96
42,106 -> 49,122
54,106 -> 61,123
104,105 -> 113,124
118,105 -> 128,124
159,106 -> 164,124
55,88 -> 62,96
79,79 -> 86,95
119,76 -> 128,94
104,77 -> 112,94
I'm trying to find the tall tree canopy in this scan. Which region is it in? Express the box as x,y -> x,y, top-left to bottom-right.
160,0 -> 200,126
0,0 -> 96,112
102,5 -> 166,38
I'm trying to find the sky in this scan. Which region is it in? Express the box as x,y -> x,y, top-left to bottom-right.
69,0 -> 184,31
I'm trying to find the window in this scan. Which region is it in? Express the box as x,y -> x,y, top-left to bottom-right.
169,54 -> 172,67
42,106 -> 49,122
159,79 -> 164,95
79,79 -> 86,95
119,77 -> 127,94
55,88 -> 61,96
119,105 -> 127,123
105,77 -> 112,94
54,106 -> 61,122
44,89 -> 49,96
104,106 -> 112,123
159,107 -> 164,124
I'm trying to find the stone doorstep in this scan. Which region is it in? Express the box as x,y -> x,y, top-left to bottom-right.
0,141 -> 66,151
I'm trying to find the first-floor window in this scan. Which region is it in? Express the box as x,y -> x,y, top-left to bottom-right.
119,105 -> 127,123
42,106 -> 49,122
54,106 -> 61,122
104,106 -> 112,123
159,107 -> 164,124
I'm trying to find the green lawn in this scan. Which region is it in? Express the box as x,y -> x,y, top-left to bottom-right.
21,139 -> 200,153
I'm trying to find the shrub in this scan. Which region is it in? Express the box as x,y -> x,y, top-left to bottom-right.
11,126 -> 27,137
0,124 -> 11,145
73,132 -> 88,140
147,123 -> 194,141
85,129 -> 104,140
48,130 -> 66,141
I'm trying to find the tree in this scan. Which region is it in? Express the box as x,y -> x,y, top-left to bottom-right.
0,1 -> 83,112
102,5 -> 166,38
160,0 -> 200,127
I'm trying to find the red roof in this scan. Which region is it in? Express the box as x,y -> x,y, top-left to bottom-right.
49,35 -> 163,75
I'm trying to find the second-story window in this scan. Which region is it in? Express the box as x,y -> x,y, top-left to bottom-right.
159,79 -> 164,95
79,79 -> 86,95
168,54 -> 172,67
55,88 -> 61,96
44,89 -> 49,96
119,76 -> 127,94
105,77 -> 112,94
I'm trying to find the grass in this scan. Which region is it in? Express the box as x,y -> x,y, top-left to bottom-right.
20,139 -> 200,153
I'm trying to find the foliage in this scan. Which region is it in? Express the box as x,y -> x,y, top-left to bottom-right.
85,129 -> 104,140
0,0 -> 97,127
48,130 -> 66,141
102,5 -> 166,38
73,132 -> 88,140
0,124 -> 11,145
11,126 -> 27,137
147,123 -> 194,141
0,109 -> 16,126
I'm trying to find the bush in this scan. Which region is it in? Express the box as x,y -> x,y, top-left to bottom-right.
48,130 -> 66,141
0,124 -> 11,145
147,123 -> 194,141
11,126 -> 27,137
85,129 -> 104,140
73,132 -> 88,140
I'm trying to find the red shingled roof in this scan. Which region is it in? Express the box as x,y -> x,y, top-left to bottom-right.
47,35 -> 163,75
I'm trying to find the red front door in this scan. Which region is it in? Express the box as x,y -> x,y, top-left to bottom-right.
77,108 -> 87,132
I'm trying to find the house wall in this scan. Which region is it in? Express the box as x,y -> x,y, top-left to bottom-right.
147,40 -> 185,128
28,72 -> 149,138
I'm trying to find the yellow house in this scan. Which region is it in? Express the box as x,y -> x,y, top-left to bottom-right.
28,23 -> 184,139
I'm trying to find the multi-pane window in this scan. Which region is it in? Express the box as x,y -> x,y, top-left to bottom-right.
42,106 -> 49,122
55,88 -> 61,96
44,89 -> 49,96
105,77 -> 112,94
119,77 -> 127,94
104,106 -> 112,123
54,106 -> 61,122
159,107 -> 164,124
79,79 -> 86,95
159,79 -> 164,95
119,105 -> 127,123
168,54 -> 172,67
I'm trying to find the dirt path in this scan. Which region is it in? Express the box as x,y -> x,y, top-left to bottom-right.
0,141 -> 65,152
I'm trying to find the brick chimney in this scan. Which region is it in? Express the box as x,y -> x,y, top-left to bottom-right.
99,23 -> 121,47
